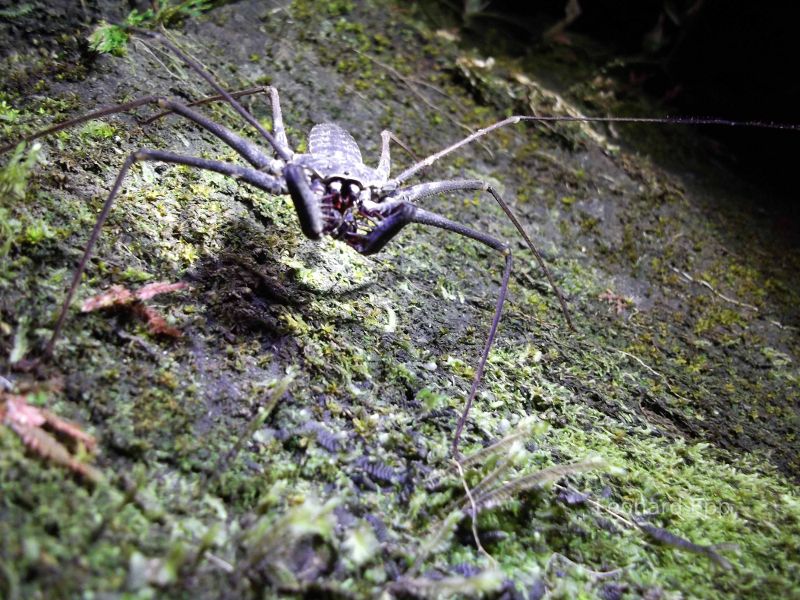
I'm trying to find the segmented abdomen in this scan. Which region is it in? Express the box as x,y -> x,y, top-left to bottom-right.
308,123 -> 363,168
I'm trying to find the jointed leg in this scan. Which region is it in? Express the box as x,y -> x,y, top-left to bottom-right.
2,29 -> 298,162
266,87 -> 290,151
408,206 -> 516,454
386,113 -> 799,186
43,149 -> 284,359
130,28 -> 293,161
283,164 -> 324,239
389,116 -> 531,185
142,86 -> 269,126
375,131 -> 422,184
351,200 -> 513,456
408,207 -> 514,456
376,130 -> 392,181
388,179 -> 573,329
158,98 -> 277,170
0,95 -> 162,155
2,94 -> 281,175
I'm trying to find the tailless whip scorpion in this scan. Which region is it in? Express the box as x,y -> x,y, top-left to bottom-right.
2,26 -> 796,455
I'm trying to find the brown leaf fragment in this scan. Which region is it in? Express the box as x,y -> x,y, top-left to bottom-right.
2,392 -> 101,482
134,305 -> 183,338
79,281 -> 188,337
40,406 -> 98,452
81,281 -> 188,311
81,285 -> 134,312
598,288 -> 631,314
4,393 -> 46,427
135,281 -> 189,301
10,422 -> 102,483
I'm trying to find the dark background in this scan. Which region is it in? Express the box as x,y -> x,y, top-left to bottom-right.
433,0 -> 799,200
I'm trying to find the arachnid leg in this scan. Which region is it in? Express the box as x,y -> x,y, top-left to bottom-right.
4,89 -> 291,354
386,113 -> 800,187
158,98 -> 280,171
130,27 -> 293,161
156,86 -> 292,152
142,86 -> 270,125
388,116 -> 530,185
374,129 -> 422,187
0,95 -> 162,154
1,86 -> 279,155
266,87 -> 290,151
14,25 -> 311,169
375,130 -> 393,182
42,149 -> 284,360
410,208 -> 513,456
349,200 -> 513,456
389,179 -> 573,328
1,93 -> 284,175
283,165 -> 324,240
349,201 -> 417,255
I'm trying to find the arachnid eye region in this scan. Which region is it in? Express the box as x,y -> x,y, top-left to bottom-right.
317,177 -> 366,240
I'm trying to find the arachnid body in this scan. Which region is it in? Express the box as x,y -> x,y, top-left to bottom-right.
2,27 -> 575,453
1,24 -> 794,457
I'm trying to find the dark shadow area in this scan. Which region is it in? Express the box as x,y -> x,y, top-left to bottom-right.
424,0 -> 798,241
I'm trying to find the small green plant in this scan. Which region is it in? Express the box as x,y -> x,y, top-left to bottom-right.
88,22 -> 130,56
0,142 -> 40,201
0,98 -> 21,139
79,120 -> 116,141
0,142 -> 47,259
88,1 -> 221,56
0,99 -> 20,123
0,3 -> 34,19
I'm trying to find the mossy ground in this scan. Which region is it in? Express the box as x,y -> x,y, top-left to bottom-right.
0,1 -> 798,598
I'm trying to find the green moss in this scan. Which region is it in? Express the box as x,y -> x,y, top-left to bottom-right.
0,98 -> 20,124
2,0 -> 799,597
79,120 -> 116,141
0,141 -> 40,200
88,22 -> 130,56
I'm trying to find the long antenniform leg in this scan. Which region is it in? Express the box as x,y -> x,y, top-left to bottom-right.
26,88 -> 295,358
129,27 -> 293,161
388,114 -> 800,186
1,27 -> 297,161
0,88 -> 272,154
411,208 -> 513,457
0,77 -> 295,360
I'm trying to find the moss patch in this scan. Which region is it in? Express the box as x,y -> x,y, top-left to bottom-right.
0,0 -> 798,598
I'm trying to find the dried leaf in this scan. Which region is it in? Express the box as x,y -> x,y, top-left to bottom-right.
134,305 -> 182,338
80,281 -> 187,337
4,393 -> 46,427
10,422 -> 101,483
82,281 -> 188,311
135,281 -> 188,301
40,406 -> 97,452
598,288 -> 631,314
2,392 -> 101,482
81,285 -> 134,311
